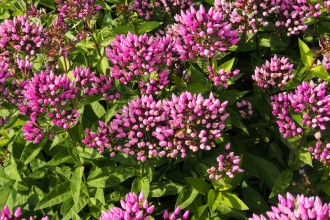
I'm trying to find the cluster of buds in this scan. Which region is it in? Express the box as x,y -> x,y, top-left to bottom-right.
309,132 -> 330,165
129,0 -> 193,20
271,81 -> 330,138
106,32 -> 177,94
19,70 -> 78,142
100,192 -> 155,220
167,4 -> 240,60
207,143 -> 243,179
214,0 -> 279,34
83,91 -> 229,160
319,37 -> 330,71
207,66 -> 240,88
237,100 -> 253,119
252,55 -> 294,90
72,66 -> 120,100
130,0 -> 158,20
0,15 -> 48,57
163,206 -> 189,220
20,67 -> 118,143
249,193 -> 330,220
275,1 -> 321,36
56,0 -> 102,23
0,205 -> 49,220
326,0 -> 330,12
160,0 -> 194,13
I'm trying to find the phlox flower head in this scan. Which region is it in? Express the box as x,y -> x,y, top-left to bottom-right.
167,4 -> 240,60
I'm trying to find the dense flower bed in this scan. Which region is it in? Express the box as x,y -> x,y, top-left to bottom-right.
0,0 -> 330,219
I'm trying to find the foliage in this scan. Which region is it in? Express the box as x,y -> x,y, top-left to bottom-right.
0,0 -> 330,219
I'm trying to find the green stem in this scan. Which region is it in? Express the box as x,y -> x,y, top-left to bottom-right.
84,22 -> 102,57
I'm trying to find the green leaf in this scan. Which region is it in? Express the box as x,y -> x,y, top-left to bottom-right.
137,21 -> 163,34
208,189 -> 221,213
97,56 -> 109,75
4,160 -> 21,181
46,150 -> 71,166
87,166 -> 135,188
192,205 -> 208,220
227,108 -> 249,134
0,180 -> 17,210
298,38 -> 314,67
35,181 -> 71,210
309,64 -> 330,81
189,65 -> 208,84
249,155 -> 280,189
242,182 -> 268,213
297,151 -> 313,167
62,197 -> 88,220
150,181 -> 183,197
220,192 -> 249,210
186,83 -> 211,94
89,102 -> 106,118
217,90 -> 249,105
20,139 -> 47,165
185,177 -> 210,195
269,170 -> 293,198
71,166 -> 84,203
218,58 -> 235,72
291,112 -> 303,127
175,186 -> 199,209
131,177 -> 150,198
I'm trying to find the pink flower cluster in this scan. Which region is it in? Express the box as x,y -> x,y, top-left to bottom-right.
130,0 -> 193,20
167,4 -> 240,60
83,91 -> 229,160
320,38 -> 330,71
100,192 -> 189,220
72,66 -> 120,100
20,67 -> 117,143
249,193 -> 330,220
0,15 -> 48,57
207,143 -> 243,179
106,33 -> 176,94
19,70 -> 78,143
214,0 -> 278,34
0,205 -> 48,220
163,206 -> 189,220
237,100 -> 253,119
100,192 -> 154,220
271,81 -> 330,138
275,1 -> 321,36
161,0 -> 194,13
208,66 -> 240,88
309,132 -> 330,165
130,0 -> 158,20
57,0 -> 102,22
252,55 -> 294,90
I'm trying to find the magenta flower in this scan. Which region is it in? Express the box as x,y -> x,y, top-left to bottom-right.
214,0 -> 279,34
271,81 -> 330,138
237,100 -> 253,119
207,143 -> 243,179
275,1 -> 321,36
0,205 -> 48,220
56,0 -> 102,22
309,132 -> 330,165
100,192 -> 155,220
106,32 -> 176,94
252,55 -> 294,90
0,15 -> 48,57
83,91 -> 229,160
249,193 -> 330,220
163,206 -> 189,220
208,66 -> 240,88
167,4 -> 240,60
